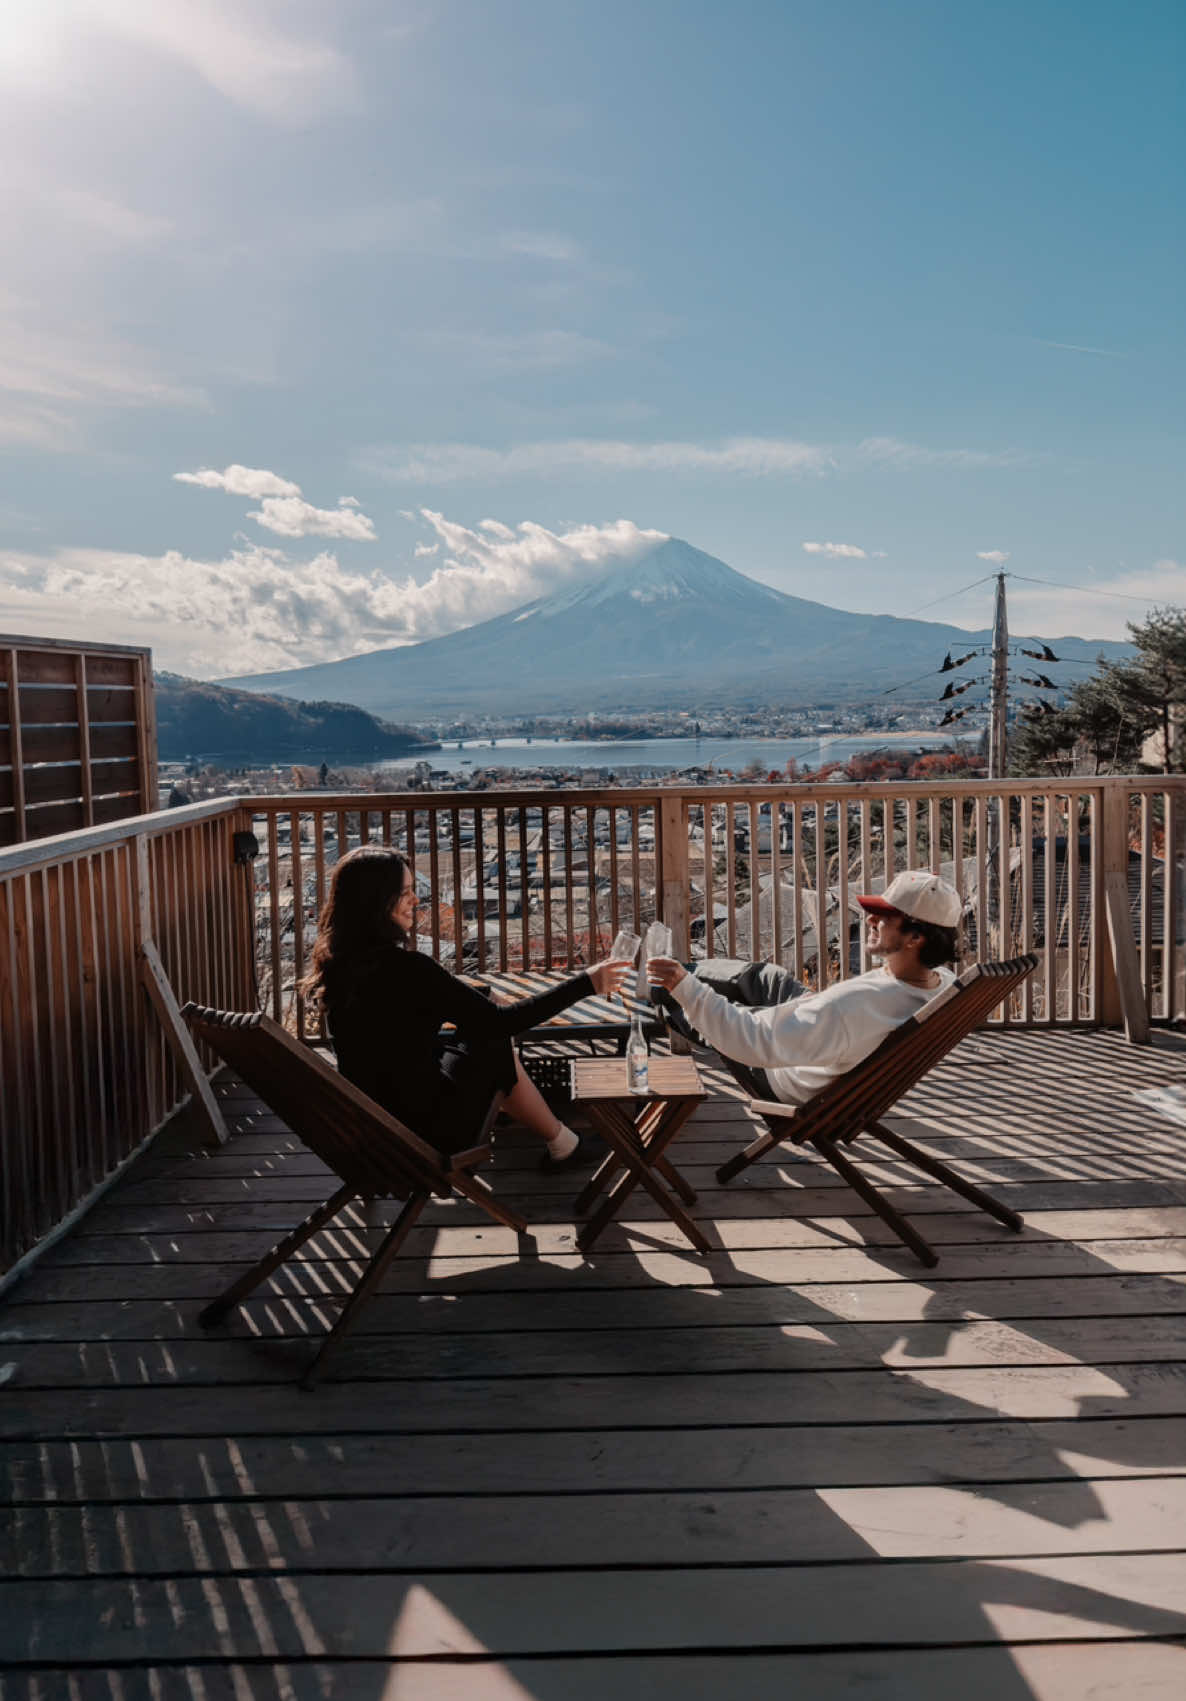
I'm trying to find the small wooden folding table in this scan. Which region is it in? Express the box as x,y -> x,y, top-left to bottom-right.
570,1055 -> 709,1254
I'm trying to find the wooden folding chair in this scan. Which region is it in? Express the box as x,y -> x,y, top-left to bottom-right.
180,1003 -> 528,1387
713,956 -> 1038,1267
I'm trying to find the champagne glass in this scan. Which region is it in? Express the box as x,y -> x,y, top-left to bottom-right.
609,930 -> 641,1005
641,920 -> 673,999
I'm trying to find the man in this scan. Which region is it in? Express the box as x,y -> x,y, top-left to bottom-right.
646,869 -> 962,1106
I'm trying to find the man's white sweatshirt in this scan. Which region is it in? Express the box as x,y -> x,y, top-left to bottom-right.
669,963 -> 956,1106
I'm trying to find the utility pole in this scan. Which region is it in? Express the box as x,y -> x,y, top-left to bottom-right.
987,571 -> 1009,779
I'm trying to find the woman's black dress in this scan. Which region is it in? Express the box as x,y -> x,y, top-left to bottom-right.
327,944 -> 594,1154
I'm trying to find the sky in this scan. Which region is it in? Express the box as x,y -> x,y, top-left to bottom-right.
0,0 -> 1182,679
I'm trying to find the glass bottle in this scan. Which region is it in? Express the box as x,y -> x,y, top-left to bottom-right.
626,1010 -> 649,1094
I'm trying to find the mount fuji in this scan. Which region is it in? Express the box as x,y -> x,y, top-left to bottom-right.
223,537 -> 1127,718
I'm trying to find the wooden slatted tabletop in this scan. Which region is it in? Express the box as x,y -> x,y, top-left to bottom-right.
571,1053 -> 705,1101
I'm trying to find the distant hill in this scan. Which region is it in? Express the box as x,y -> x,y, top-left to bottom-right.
155,674 -> 435,762
222,536 -> 1133,718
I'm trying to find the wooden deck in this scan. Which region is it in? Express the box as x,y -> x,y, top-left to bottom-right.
3,1029 -> 1186,1698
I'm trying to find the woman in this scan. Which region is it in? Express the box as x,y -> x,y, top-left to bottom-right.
301,844 -> 630,1168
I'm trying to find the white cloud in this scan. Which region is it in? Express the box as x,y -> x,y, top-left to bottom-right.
399,513 -> 667,640
248,495 -> 378,541
174,465 -> 302,499
857,437 -> 1034,470
977,550 -> 1011,565
802,541 -> 868,560
0,515 -> 667,675
364,432 -> 1035,487
0,541 -> 392,676
85,0 -> 359,123
175,464 -> 377,540
413,542 -> 439,558
365,436 -> 835,485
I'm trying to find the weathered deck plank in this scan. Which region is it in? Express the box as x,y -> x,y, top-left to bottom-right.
3,1555 -> 1186,1662
3,1028 -> 1186,1694
4,1644 -> 1185,1701
6,1416 -> 1185,1503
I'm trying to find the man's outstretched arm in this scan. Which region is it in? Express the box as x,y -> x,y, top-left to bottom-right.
647,957 -> 850,1070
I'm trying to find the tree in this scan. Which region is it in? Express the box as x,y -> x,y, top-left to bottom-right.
1101,608 -> 1186,772
1009,607 -> 1186,776
1009,705 -> 1081,776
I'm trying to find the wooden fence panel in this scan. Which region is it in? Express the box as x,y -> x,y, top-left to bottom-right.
0,637 -> 157,845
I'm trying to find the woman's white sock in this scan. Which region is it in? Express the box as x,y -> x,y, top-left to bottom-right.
545,1124 -> 579,1161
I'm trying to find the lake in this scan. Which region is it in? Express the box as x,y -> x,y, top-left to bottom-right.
373,731 -> 968,778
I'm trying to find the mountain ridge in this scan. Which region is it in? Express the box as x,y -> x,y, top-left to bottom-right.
223,537 -> 1130,719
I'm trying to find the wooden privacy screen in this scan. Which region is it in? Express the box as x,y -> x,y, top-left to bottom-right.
0,636 -> 158,846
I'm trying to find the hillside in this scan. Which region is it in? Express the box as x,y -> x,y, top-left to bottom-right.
222,537 -> 1131,719
155,674 -> 435,762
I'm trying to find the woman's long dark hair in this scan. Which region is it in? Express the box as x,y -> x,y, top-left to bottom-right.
299,845 -> 412,1009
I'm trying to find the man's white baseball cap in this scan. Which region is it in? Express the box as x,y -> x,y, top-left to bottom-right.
857,869 -> 962,929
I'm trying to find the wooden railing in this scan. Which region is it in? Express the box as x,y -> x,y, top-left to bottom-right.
0,798 -> 251,1273
3,774 -> 1184,1276
247,776 -> 1186,1040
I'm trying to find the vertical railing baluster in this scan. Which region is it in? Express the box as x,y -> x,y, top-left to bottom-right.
450,807 -> 463,973
703,800 -> 716,959
265,808 -> 282,1021
748,798 -> 760,961
563,807 -> 575,967
1165,788 -> 1180,1021
1042,792 -> 1056,1024
586,804 -> 599,959
428,804 -> 440,961
974,794 -> 988,979
291,809 -> 306,1038
1067,792 -> 1082,1020
608,804 -> 620,943
814,801 -> 827,988
496,806 -> 508,971
951,796 -> 964,963
791,799 -> 804,984
1090,789 -> 1104,1022
724,798 -> 737,957
1140,791 -> 1153,1016
1020,792 -> 1034,1022
837,799 -> 850,980
474,807 -> 486,973
539,804 -> 551,969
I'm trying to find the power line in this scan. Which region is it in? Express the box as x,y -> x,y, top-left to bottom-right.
1009,571 -> 1155,605
901,573 -> 997,618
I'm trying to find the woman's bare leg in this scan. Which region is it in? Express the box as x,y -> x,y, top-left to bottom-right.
502,1054 -> 564,1141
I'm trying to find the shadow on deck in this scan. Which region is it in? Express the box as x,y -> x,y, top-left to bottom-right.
2,1030 -> 1186,1698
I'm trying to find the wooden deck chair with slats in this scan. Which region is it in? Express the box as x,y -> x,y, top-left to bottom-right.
180,1003 -> 528,1388
712,955 -> 1039,1267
